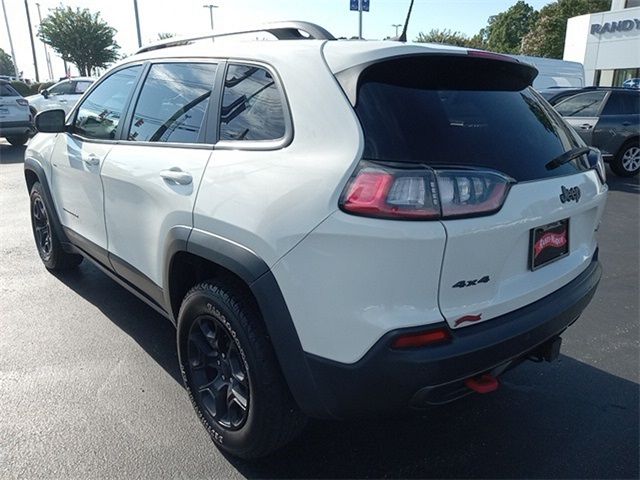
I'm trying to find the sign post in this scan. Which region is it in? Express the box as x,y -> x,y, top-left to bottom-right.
350,0 -> 369,39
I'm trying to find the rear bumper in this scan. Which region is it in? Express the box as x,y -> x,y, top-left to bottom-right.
0,120 -> 34,137
302,256 -> 601,419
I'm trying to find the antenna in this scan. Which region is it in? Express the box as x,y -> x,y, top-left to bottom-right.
397,0 -> 415,42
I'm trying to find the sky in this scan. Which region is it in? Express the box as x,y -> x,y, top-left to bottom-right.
1,0 -> 553,81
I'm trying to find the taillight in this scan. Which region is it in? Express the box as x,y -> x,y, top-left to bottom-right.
587,148 -> 606,184
436,170 -> 512,218
340,160 -> 514,220
16,98 -> 29,107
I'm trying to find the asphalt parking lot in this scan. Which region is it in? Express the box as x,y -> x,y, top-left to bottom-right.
0,140 -> 638,479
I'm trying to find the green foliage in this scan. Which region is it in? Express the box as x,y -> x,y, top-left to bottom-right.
38,6 -> 119,76
521,0 -> 609,58
485,1 -> 538,53
6,81 -> 55,96
9,81 -> 30,96
415,29 -> 481,48
0,48 -> 15,76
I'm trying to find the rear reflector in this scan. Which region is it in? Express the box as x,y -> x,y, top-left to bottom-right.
391,328 -> 451,349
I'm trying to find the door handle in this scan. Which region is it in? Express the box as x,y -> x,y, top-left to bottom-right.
622,121 -> 631,127
160,168 -> 193,185
83,154 -> 100,166
579,124 -> 593,130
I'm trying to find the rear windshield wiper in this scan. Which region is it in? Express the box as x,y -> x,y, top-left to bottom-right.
546,146 -> 590,170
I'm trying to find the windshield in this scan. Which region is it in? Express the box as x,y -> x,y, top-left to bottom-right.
353,55 -> 588,182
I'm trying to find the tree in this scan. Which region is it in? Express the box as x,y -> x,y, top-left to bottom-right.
38,6 -> 119,76
521,0 -> 609,58
485,1 -> 538,53
0,48 -> 15,76
415,29 -> 478,48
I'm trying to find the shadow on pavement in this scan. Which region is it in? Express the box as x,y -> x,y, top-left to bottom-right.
54,261 -> 639,479
605,166 -> 639,194
53,261 -> 181,384
0,144 -> 27,164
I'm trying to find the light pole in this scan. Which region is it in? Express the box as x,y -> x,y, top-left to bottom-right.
133,0 -> 142,48
24,0 -> 40,82
1,0 -> 19,78
392,24 -> 402,37
35,2 -> 53,80
203,4 -> 218,31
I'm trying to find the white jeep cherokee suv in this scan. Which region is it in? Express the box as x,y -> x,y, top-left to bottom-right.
25,22 -> 607,458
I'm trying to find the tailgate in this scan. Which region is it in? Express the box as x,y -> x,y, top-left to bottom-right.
438,170 -> 607,329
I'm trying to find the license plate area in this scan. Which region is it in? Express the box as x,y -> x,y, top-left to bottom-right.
530,219 -> 569,271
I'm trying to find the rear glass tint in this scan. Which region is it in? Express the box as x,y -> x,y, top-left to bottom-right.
354,56 -> 588,182
0,84 -> 19,97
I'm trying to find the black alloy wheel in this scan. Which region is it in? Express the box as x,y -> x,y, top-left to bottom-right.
186,315 -> 250,430
32,195 -> 53,261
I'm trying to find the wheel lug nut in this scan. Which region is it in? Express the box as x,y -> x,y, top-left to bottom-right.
222,375 -> 226,380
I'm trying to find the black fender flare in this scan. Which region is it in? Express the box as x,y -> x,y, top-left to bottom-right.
24,158 -> 70,248
164,228 -> 335,419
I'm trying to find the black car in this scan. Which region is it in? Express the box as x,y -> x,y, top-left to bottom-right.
542,87 -> 640,177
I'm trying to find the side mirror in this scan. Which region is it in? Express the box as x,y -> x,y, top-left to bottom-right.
35,109 -> 67,133
41,89 -> 49,98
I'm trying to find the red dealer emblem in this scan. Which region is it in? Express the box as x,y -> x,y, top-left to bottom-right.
534,230 -> 567,258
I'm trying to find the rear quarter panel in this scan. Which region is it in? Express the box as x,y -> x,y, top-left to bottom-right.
192,48 -> 363,268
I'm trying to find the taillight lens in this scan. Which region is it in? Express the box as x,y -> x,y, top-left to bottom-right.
436,169 -> 512,218
16,98 -> 29,107
340,163 -> 439,219
340,161 -> 514,220
587,148 -> 606,184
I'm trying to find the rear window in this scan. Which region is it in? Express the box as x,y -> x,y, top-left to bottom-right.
0,83 -> 20,97
601,91 -> 640,115
354,56 -> 588,182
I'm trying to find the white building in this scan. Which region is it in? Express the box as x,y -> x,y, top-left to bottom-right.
564,0 -> 640,86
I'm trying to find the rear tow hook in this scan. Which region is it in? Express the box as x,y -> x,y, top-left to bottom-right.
465,374 -> 499,394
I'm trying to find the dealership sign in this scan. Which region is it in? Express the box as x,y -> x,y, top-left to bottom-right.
591,18 -> 640,35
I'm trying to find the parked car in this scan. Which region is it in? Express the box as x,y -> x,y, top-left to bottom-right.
24,22 -> 607,459
0,80 -> 34,146
539,86 -> 588,104
548,87 -> 640,177
622,78 -> 640,89
511,55 -> 585,90
25,77 -> 94,115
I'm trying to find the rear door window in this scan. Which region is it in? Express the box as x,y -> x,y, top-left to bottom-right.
127,62 -> 217,143
554,91 -> 608,117
219,64 -> 286,141
602,91 -> 639,115
74,81 -> 92,94
354,55 -> 587,182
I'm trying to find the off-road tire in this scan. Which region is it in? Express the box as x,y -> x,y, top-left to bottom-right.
177,280 -> 306,459
29,182 -> 83,270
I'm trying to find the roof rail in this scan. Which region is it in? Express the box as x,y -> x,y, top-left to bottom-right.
136,21 -> 336,54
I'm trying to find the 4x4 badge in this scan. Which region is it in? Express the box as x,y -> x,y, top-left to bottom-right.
560,185 -> 581,203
